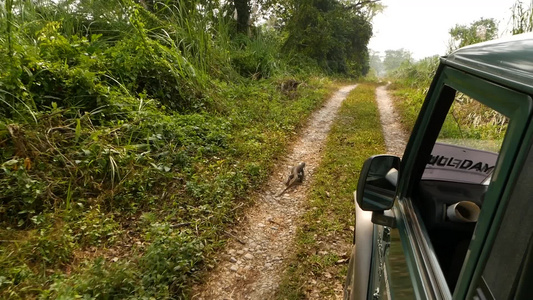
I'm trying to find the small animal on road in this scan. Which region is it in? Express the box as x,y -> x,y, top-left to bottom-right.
277,162 -> 305,197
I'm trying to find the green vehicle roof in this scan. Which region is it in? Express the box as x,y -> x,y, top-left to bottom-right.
442,32 -> 533,94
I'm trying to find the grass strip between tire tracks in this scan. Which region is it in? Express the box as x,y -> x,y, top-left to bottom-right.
276,82 -> 386,299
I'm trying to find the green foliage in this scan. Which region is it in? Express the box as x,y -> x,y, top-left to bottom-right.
24,223 -> 76,267
390,54 -> 507,143
439,94 -> 508,143
140,224 -> 204,296
382,49 -> 413,75
368,50 -> 385,78
71,207 -> 121,247
448,18 -> 498,52
1,158 -> 47,225
231,32 -> 280,79
390,55 -> 439,89
104,35 -> 205,112
388,55 -> 439,133
46,258 -> 138,299
0,257 -> 35,297
511,0 -> 533,35
392,86 -> 427,133
0,80 -> 330,298
282,0 -> 374,76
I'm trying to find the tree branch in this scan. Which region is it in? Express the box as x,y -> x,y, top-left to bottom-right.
344,0 -> 381,10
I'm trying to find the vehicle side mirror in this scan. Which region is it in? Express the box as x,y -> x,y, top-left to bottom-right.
356,155 -> 400,211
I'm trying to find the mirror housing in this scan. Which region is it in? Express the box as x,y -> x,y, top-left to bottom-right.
356,155 -> 400,211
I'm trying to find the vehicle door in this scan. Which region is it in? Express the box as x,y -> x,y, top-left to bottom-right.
381,65 -> 532,299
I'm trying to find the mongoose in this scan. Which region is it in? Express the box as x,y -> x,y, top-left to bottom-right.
277,162 -> 305,197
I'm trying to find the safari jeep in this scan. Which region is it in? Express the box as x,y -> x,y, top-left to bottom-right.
344,33 -> 533,300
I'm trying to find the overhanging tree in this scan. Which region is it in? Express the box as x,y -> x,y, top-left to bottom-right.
280,0 -> 379,76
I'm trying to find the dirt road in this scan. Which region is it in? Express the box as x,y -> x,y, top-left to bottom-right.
375,84 -> 409,156
192,85 -> 357,299
193,84 -> 407,299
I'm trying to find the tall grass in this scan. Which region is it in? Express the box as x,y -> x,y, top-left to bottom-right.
390,55 -> 440,90
387,56 -> 439,132
511,0 -> 533,35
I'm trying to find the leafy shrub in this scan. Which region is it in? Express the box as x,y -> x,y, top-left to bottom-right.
140,223 -> 205,297
0,158 -> 47,225
72,207 -> 121,247
231,33 -> 280,79
282,1 -> 372,77
104,36 -> 206,112
390,55 -> 439,89
23,223 -> 76,267
21,22 -> 108,113
46,258 -> 138,299
0,261 -> 35,298
389,56 -> 439,133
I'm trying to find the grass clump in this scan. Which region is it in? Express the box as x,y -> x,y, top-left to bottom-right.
276,82 -> 386,299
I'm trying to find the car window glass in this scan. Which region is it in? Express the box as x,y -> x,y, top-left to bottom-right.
423,92 -> 508,184
476,140 -> 533,299
415,87 -> 511,293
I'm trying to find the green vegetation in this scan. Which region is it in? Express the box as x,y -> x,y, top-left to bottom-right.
0,0 -> 378,297
282,0 -> 379,76
388,55 -> 439,134
276,83 -> 386,299
511,0 -> 533,34
386,15 -> 506,136
383,49 -> 413,76
447,18 -> 498,52
390,55 -> 508,143
383,0 -> 532,134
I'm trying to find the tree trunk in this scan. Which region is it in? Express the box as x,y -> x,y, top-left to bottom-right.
234,0 -> 250,35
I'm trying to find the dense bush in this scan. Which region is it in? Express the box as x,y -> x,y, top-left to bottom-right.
282,0 -> 374,77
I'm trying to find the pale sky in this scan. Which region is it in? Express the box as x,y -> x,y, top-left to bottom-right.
369,0 -> 519,60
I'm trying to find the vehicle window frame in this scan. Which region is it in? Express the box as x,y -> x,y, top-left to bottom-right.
448,71 -> 532,300
395,65 -> 532,300
466,119 -> 533,299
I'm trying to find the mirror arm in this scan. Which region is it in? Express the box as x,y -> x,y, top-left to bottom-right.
371,210 -> 397,228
